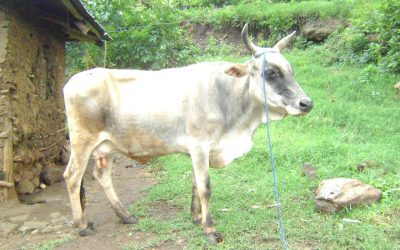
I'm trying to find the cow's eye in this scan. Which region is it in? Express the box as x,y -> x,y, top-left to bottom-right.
264,69 -> 278,79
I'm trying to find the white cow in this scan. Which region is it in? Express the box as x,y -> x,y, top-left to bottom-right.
63,23 -> 313,244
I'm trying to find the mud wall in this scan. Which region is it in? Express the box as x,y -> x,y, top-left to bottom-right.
0,4 -> 67,200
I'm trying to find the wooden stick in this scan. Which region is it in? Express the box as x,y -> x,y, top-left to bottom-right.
39,137 -> 64,151
0,180 -> 14,187
43,152 -> 61,165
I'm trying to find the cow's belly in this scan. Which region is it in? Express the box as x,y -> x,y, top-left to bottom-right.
92,130 -> 187,163
209,133 -> 253,168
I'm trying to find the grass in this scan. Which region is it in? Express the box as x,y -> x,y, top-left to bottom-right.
183,0 -> 351,29
21,234 -> 76,250
346,0 -> 383,23
125,46 -> 400,249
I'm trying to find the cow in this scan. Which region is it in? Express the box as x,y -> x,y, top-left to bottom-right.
63,23 -> 313,244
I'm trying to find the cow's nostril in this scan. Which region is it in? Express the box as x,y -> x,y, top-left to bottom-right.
299,98 -> 313,112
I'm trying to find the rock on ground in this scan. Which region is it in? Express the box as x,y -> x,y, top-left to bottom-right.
302,19 -> 347,42
40,164 -> 64,185
356,160 -> 377,172
316,178 -> 381,213
302,162 -> 318,179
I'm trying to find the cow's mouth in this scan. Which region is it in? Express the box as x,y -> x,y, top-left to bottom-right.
285,105 -> 311,116
284,97 -> 313,116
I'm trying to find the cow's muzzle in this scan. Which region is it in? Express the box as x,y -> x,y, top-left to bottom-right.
298,97 -> 313,113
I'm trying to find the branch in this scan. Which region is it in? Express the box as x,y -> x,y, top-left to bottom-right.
0,181 -> 14,187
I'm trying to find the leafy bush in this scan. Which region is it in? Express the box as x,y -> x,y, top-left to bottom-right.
375,0 -> 400,72
323,27 -> 372,65
67,1 -> 198,75
105,6 -> 199,70
324,0 -> 400,73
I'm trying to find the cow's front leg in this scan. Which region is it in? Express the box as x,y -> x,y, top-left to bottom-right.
190,145 -> 224,244
191,170 -> 202,224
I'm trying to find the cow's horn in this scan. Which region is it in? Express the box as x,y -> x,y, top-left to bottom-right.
241,23 -> 260,55
273,31 -> 296,52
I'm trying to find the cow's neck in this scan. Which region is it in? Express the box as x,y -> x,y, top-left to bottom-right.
218,75 -> 264,133
208,74 -> 264,168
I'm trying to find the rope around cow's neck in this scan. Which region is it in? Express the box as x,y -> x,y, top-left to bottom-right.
260,51 -> 289,250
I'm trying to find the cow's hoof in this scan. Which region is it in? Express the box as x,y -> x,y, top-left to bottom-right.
88,221 -> 95,228
192,218 -> 201,225
79,222 -> 96,236
122,215 -> 138,224
206,232 -> 224,245
79,227 -> 96,236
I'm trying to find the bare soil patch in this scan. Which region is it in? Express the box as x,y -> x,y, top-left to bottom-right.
0,154 -> 185,250
149,200 -> 183,221
189,23 -> 245,51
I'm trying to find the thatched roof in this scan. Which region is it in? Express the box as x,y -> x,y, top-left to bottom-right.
17,0 -> 111,45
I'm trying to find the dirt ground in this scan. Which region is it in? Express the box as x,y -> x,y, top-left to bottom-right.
0,155 -> 184,250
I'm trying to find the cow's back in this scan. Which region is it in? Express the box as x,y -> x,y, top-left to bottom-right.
63,63 -> 247,158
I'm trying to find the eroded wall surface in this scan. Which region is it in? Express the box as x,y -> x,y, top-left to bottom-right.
0,3 -> 67,199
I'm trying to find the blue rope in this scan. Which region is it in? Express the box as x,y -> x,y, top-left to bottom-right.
261,52 -> 289,250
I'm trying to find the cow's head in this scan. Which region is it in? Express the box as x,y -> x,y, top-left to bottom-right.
226,23 -> 313,120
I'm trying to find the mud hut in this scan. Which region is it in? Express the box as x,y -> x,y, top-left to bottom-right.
0,0 -> 110,202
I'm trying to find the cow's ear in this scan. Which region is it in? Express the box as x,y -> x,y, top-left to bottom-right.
224,64 -> 248,78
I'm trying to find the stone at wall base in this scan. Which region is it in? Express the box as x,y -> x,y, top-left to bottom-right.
16,179 -> 35,194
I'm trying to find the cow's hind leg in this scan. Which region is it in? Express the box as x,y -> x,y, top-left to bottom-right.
92,155 -> 138,224
63,142 -> 94,236
190,145 -> 224,245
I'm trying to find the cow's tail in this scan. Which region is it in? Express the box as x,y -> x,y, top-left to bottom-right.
80,179 -> 86,212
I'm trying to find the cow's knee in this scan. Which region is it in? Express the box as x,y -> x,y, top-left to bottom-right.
64,162 -> 82,191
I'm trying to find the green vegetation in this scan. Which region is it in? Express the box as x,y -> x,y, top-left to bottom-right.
67,1 -> 198,73
68,0 -> 399,75
64,0 -> 400,249
325,0 -> 400,73
123,47 -> 400,249
68,0 -> 351,75
21,235 -> 76,250
183,0 -> 350,27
